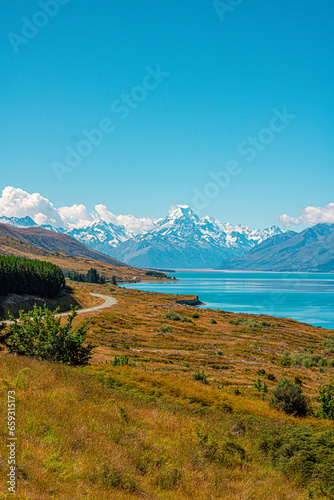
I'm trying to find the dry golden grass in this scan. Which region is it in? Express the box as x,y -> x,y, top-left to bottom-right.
0,281 -> 333,498
0,352 -> 312,500
0,234 -> 166,283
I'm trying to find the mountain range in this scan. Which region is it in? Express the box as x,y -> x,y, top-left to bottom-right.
219,224 -> 334,272
0,206 -> 285,269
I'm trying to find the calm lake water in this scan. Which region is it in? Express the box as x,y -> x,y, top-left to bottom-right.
121,271 -> 334,330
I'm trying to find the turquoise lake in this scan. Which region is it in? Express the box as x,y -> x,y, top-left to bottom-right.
121,271 -> 334,330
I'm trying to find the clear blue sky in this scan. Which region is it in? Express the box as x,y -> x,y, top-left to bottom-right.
1,0 -> 333,228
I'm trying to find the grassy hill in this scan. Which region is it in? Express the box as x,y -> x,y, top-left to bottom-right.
0,282 -> 334,498
0,234 -> 165,283
0,223 -> 127,267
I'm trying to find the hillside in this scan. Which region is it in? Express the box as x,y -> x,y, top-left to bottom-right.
219,224 -> 334,272
0,234 -> 160,283
1,282 -> 334,498
0,223 -> 128,268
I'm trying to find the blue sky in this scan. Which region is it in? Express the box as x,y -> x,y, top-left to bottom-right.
1,0 -> 333,228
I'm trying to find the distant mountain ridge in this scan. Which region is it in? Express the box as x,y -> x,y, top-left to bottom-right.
0,205 -> 285,268
218,224 -> 334,272
110,206 -> 285,268
0,223 -> 128,268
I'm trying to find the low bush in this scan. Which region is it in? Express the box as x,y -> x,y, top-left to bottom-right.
181,316 -> 192,323
280,352 -> 327,368
271,378 -> 309,417
317,382 -> 334,420
111,355 -> 130,367
164,311 -> 181,321
192,370 -> 208,384
1,305 -> 92,366
157,325 -> 173,333
191,312 -> 200,319
321,335 -> 334,353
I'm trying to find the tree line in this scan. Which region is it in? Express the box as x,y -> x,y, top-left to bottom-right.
64,268 -> 106,284
0,255 -> 65,299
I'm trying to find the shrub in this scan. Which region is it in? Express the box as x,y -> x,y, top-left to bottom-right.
266,373 -> 276,381
321,335 -> 334,353
209,318 -> 217,324
164,311 -> 181,321
259,424 -> 334,496
271,378 -> 309,416
181,316 -> 192,323
191,312 -> 200,319
111,355 -> 130,367
157,326 -> 173,333
317,382 -> 334,419
280,351 -> 291,366
192,370 -> 208,384
2,305 -> 93,366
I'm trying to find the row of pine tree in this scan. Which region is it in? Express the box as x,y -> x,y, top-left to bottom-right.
0,255 -> 65,298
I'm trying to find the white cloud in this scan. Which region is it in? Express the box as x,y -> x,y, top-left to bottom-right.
0,186 -> 64,227
95,204 -> 155,234
277,202 -> 334,227
58,204 -> 95,228
0,186 -> 155,234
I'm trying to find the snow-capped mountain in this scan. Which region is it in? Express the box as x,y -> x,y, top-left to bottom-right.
0,215 -> 37,228
110,205 -> 285,268
0,206 -> 285,268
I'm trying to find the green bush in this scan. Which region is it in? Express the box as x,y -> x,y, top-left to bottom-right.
209,318 -> 217,324
259,424 -> 334,496
317,382 -> 334,420
271,378 -> 309,416
2,305 -> 93,366
280,351 -> 291,366
157,325 -> 173,333
164,311 -> 181,321
280,352 -> 327,368
321,335 -> 334,353
192,370 -> 208,384
181,316 -> 192,323
191,312 -> 200,319
111,355 -> 130,366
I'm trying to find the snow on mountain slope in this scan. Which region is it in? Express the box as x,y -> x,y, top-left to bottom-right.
110,205 -> 285,268
0,206 -> 285,268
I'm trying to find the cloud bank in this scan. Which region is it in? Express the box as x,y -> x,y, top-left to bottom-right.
0,186 -> 155,233
277,203 -> 334,227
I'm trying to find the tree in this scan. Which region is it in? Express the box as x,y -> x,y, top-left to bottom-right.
3,305 -> 93,366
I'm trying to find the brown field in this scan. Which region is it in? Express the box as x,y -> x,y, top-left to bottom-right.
0,281 -> 333,499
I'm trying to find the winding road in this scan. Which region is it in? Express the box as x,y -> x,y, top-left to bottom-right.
2,293 -> 117,324
57,293 -> 117,317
